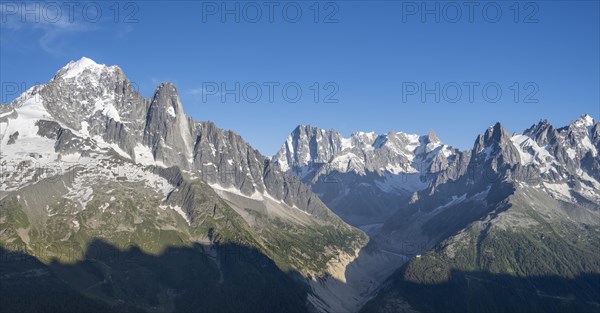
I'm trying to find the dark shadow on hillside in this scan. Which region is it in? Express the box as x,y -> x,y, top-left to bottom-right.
309,170 -> 418,227
361,269 -> 600,313
0,239 -> 311,313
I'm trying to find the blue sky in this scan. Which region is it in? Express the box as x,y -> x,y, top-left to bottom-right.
1,1 -> 599,156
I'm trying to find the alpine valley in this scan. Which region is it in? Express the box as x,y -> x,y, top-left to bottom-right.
1,58 -> 599,313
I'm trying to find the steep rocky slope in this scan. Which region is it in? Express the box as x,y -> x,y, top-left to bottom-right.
0,58 -> 369,312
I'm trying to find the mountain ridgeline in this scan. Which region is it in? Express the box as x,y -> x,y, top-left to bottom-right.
0,58 -> 369,313
1,58 -> 599,313
275,116 -> 600,312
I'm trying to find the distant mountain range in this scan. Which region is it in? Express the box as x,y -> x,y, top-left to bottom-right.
1,58 -> 598,313
275,110 -> 600,312
273,125 -> 456,227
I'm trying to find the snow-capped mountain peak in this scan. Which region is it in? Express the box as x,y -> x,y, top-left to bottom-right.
274,125 -> 453,175
1,59 -> 374,313
272,124 -> 460,225
575,114 -> 595,128
54,57 -> 115,80
2,58 -> 345,224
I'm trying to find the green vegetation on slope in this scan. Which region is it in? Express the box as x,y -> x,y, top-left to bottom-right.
362,209 -> 600,313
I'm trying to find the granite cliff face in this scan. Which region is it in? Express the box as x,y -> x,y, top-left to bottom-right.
361,117 -> 600,313
273,125 -> 459,227
2,57 -> 598,313
4,57 -> 341,223
276,116 -> 600,248
0,58 -> 370,313
277,116 -> 600,313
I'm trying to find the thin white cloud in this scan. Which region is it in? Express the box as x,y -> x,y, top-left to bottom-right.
0,2 -> 131,56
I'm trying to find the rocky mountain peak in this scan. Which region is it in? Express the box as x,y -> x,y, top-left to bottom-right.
8,57 -> 145,135
573,114 -> 595,128
53,57 -> 120,81
427,129 -> 440,144
293,124 -> 321,135
143,82 -> 194,166
2,58 -> 349,227
486,122 -> 511,144
523,119 -> 558,147
561,114 -> 597,148
472,122 -> 520,169
421,129 -> 443,153
350,131 -> 378,147
149,82 -> 184,118
474,122 -> 513,152
273,124 -> 343,170
524,119 -> 551,133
